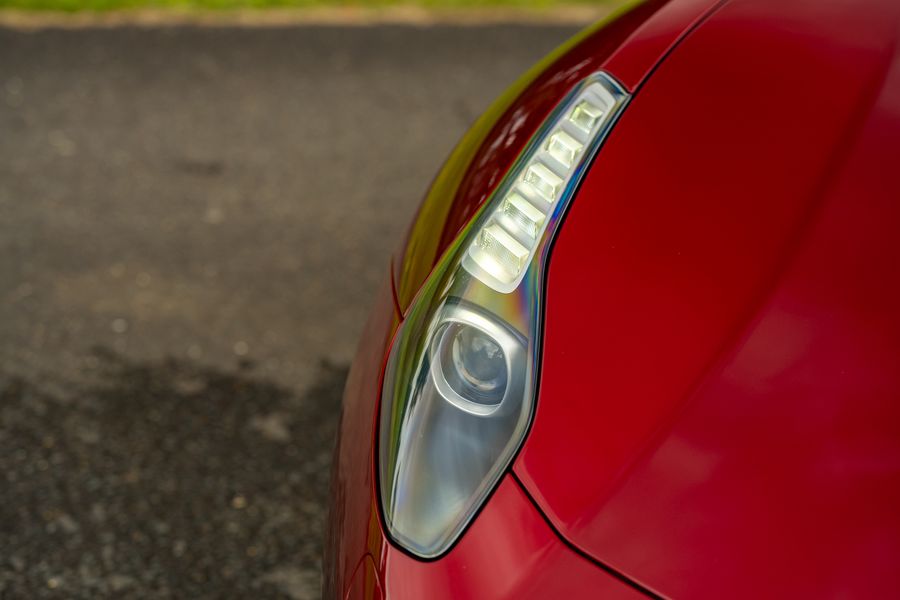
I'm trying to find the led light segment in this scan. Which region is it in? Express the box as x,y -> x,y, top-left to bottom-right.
524,163 -> 564,202
474,223 -> 529,284
463,81 -> 622,293
569,99 -> 605,133
500,191 -> 546,239
546,130 -> 583,168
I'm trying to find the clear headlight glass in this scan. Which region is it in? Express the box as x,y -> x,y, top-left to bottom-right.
379,72 -> 629,558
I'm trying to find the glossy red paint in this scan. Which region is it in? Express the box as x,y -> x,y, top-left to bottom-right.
327,4 -> 722,595
327,0 -> 900,597
392,0 -> 721,312
345,556 -> 383,600
602,0 -> 723,89
379,477 -> 646,599
323,272 -> 397,599
514,0 -> 900,596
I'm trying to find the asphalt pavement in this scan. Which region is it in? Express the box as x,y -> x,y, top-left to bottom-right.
0,23 -> 577,598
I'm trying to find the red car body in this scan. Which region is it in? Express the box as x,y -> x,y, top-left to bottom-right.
324,0 -> 900,597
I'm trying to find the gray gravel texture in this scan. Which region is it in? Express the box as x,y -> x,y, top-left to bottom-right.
0,24 -> 577,599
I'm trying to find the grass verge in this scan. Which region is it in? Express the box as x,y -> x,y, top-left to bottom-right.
1,0 -> 613,12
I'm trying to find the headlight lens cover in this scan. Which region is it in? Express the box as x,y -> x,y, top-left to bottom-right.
379,72 -> 629,558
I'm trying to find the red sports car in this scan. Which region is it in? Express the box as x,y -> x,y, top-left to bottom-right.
324,0 -> 900,597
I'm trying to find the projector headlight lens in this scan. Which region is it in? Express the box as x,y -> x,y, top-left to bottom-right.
444,323 -> 507,405
379,72 -> 629,558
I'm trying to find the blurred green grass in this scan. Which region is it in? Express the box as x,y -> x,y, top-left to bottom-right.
1,0 -> 606,11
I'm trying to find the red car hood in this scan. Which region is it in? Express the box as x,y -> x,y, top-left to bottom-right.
514,0 -> 900,596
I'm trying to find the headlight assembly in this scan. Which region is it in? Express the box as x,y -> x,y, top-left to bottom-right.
379,72 -> 629,558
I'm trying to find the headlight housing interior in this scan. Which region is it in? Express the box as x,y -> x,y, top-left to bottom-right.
379,72 -> 629,558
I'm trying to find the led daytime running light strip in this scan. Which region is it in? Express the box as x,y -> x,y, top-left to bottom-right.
462,79 -> 625,293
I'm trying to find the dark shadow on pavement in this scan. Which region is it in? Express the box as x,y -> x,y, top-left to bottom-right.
1,349 -> 348,599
